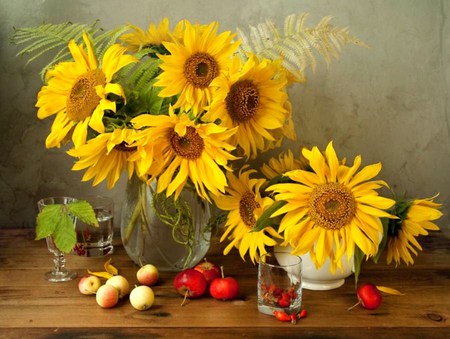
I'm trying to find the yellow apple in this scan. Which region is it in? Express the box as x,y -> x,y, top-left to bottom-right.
96,284 -> 119,308
129,285 -> 155,311
78,275 -> 101,295
137,264 -> 159,286
105,275 -> 130,298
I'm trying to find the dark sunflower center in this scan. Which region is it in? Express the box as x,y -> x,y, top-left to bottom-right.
170,126 -> 204,159
239,192 -> 261,228
225,80 -> 260,123
113,142 -> 137,153
184,53 -> 219,88
309,183 -> 356,230
66,69 -> 106,122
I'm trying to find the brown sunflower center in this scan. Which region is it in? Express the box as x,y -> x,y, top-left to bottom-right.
239,192 -> 261,228
225,80 -> 260,123
184,53 -> 219,88
309,183 -> 356,230
170,126 -> 204,159
66,69 -> 106,122
113,142 -> 137,153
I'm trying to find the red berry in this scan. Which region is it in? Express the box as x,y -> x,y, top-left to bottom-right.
273,310 -> 291,322
277,298 -> 290,308
299,309 -> 307,319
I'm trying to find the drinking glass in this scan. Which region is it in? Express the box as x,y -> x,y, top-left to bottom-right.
37,197 -> 78,282
73,195 -> 114,257
257,252 -> 302,316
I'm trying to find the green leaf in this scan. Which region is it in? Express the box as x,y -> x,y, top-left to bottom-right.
252,200 -> 287,232
53,213 -> 77,253
353,245 -> 365,288
67,200 -> 98,226
373,217 -> 389,263
35,205 -> 64,240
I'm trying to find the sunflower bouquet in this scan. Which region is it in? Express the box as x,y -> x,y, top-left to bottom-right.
12,14 -> 442,274
244,142 -> 442,283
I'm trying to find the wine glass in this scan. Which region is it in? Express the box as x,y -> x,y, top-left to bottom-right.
37,197 -> 78,282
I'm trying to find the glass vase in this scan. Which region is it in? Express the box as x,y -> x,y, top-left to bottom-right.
120,176 -> 211,272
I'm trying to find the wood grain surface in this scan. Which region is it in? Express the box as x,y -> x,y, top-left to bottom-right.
0,228 -> 448,338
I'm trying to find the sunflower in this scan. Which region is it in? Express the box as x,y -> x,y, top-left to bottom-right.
155,21 -> 240,116
120,18 -> 184,52
36,33 -> 137,149
204,54 -> 290,159
386,196 -> 442,266
131,109 -> 237,201
67,128 -> 139,189
260,149 -> 305,180
213,168 -> 282,263
268,141 -> 396,272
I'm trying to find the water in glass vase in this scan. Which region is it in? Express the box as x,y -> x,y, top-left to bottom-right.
120,177 -> 212,272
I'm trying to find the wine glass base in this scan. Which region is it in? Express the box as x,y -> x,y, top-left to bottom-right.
44,270 -> 77,282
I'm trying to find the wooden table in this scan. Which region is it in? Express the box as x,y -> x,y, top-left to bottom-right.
0,229 -> 448,338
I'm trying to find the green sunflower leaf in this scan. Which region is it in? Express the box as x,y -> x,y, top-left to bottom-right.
252,200 -> 287,232
353,245 -> 365,288
373,217 -> 389,263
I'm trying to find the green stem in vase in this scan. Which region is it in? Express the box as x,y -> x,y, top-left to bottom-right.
123,184 -> 145,245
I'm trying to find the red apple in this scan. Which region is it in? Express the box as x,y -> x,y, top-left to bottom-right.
137,264 -> 159,286
209,267 -> 240,301
357,283 -> 382,310
194,259 -> 221,283
96,284 -> 119,308
78,275 -> 101,295
173,268 -> 207,305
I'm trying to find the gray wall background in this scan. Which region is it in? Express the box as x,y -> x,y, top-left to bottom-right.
1,0 -> 449,229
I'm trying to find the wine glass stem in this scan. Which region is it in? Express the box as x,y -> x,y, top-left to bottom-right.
53,252 -> 67,274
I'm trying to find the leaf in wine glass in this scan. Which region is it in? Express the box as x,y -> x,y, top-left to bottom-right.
67,200 -> 99,226
53,213 -> 77,253
35,204 -> 64,240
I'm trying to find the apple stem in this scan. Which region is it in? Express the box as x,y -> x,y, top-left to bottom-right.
181,290 -> 188,307
347,301 -> 360,311
220,266 -> 225,279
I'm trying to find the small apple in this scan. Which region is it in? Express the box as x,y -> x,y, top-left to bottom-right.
173,268 -> 207,306
105,275 -> 130,298
357,283 -> 382,310
78,275 -> 101,295
194,259 -> 221,284
129,285 -> 155,311
348,283 -> 383,311
96,284 -> 119,308
137,264 -> 159,286
209,267 -> 240,301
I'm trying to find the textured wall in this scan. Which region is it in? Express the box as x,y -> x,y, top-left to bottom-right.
1,0 -> 449,229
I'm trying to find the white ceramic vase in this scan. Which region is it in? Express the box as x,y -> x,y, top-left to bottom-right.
275,245 -> 353,291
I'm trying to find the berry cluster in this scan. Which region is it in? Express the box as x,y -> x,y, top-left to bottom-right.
260,282 -> 300,308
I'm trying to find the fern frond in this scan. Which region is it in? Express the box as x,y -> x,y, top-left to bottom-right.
92,25 -> 130,60
118,49 -> 161,94
11,22 -> 96,62
237,12 -> 368,82
11,22 -> 101,80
